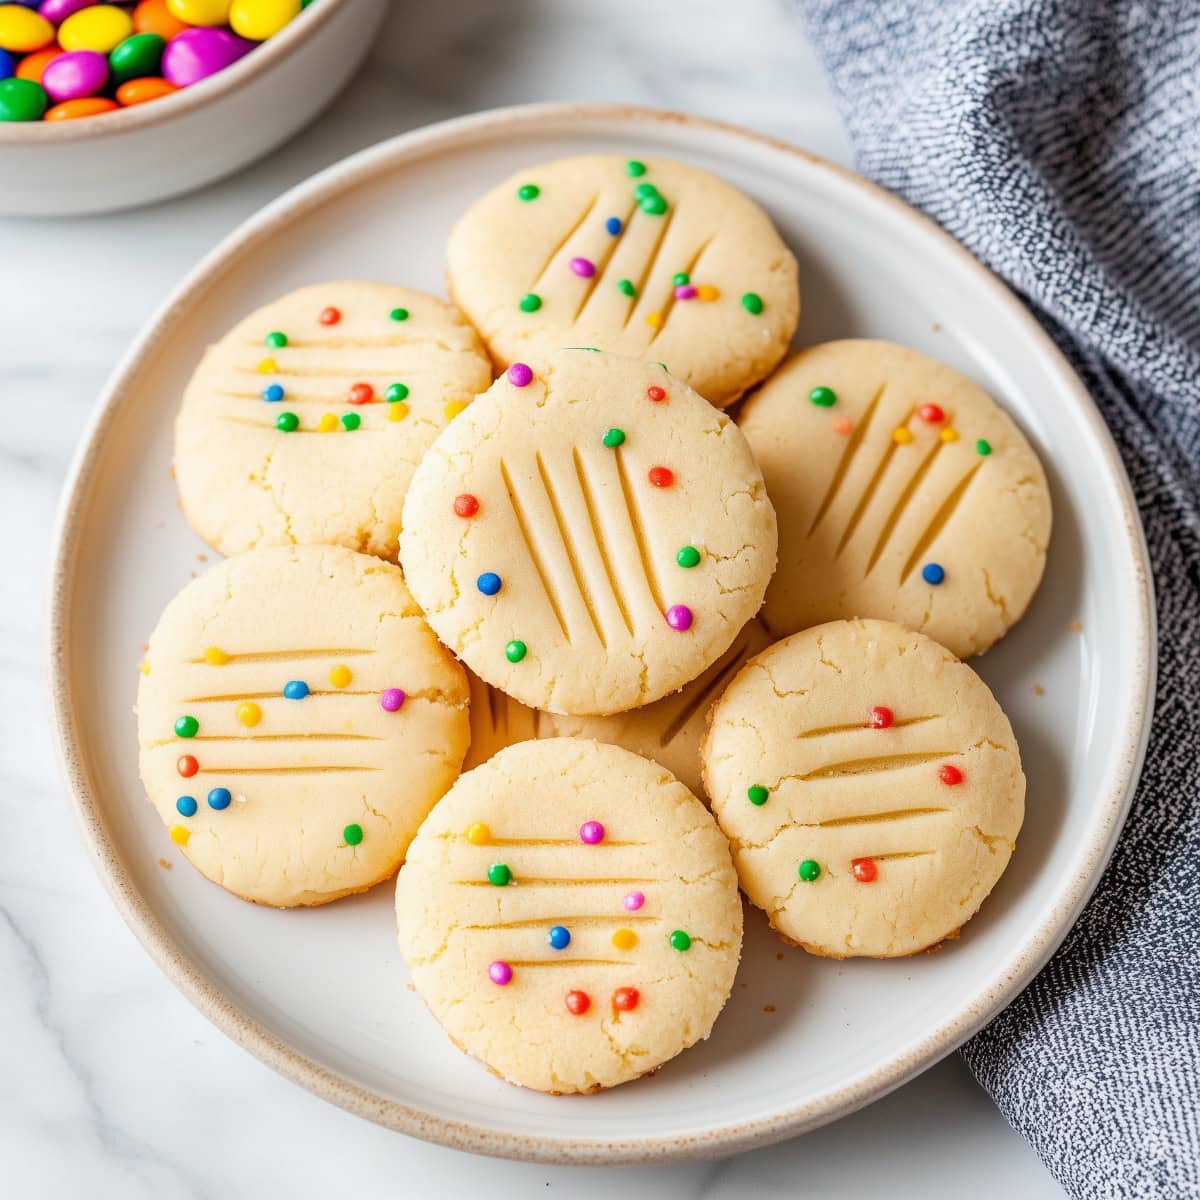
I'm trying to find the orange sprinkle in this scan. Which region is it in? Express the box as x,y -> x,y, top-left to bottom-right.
832,416 -> 853,436
892,427 -> 914,445
940,427 -> 960,443
696,284 -> 720,302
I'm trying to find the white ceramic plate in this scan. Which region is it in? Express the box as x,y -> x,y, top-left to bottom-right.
50,104 -> 1154,1164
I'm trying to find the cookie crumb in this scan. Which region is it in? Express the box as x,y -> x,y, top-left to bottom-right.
157,858 -> 172,870
196,553 -> 208,562
1032,684 -> 1044,696
763,1004 -> 776,1014
1069,620 -> 1083,633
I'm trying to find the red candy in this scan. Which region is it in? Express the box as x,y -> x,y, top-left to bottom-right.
851,858 -> 878,883
348,382 -> 374,405
646,385 -> 666,403
939,764 -> 964,786
919,403 -> 945,424
613,987 -> 639,1011
453,493 -> 479,518
319,306 -> 341,326
565,990 -> 591,1015
177,754 -> 198,778
869,705 -> 894,729
648,466 -> 674,488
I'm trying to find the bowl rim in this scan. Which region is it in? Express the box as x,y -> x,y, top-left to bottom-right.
47,101 -> 1156,1164
0,0 -> 356,145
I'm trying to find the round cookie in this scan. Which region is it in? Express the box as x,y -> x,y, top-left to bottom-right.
175,282 -> 492,561
447,155 -> 799,408
137,545 -> 470,907
545,617 -> 774,799
395,738 -> 743,1093
739,340 -> 1051,658
702,619 -> 1025,958
399,349 -> 778,716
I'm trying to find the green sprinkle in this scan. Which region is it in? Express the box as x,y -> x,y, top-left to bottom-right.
517,183 -> 540,201
386,382 -> 410,403
798,858 -> 821,882
976,438 -> 993,456
676,545 -> 701,569
634,182 -> 659,200
340,412 -> 361,431
672,272 -> 690,286
626,159 -> 647,177
617,278 -> 636,298
564,347 -> 601,352
389,307 -> 409,322
487,862 -> 512,886
809,386 -> 837,408
505,640 -> 527,663
264,331 -> 287,348
275,411 -> 299,432
343,823 -> 364,846
741,292 -> 764,315
174,715 -> 199,739
602,427 -> 626,448
747,785 -> 769,806
639,193 -> 668,216
669,929 -> 692,952
657,362 -> 668,371
519,292 -> 542,313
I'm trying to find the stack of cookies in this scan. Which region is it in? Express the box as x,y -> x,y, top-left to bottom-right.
138,154 -> 1051,1094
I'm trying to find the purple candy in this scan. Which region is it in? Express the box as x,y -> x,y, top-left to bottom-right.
162,28 -> 255,88
488,961 -> 513,986
665,604 -> 693,632
569,256 -> 596,278
506,362 -> 533,387
42,50 -> 108,103
674,284 -> 698,300
579,820 -> 605,845
39,0 -> 95,22
379,687 -> 406,712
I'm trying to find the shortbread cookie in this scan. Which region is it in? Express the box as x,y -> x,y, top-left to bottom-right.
175,282 -> 492,561
396,738 -> 743,1093
137,545 -> 470,907
399,350 -> 778,715
545,617 -> 774,798
447,155 -> 799,408
463,668 -> 544,770
739,340 -> 1051,657
702,619 -> 1024,958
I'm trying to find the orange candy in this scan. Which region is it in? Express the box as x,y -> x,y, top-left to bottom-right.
132,0 -> 190,40
44,98 -> 120,121
15,46 -> 61,84
116,77 -> 179,106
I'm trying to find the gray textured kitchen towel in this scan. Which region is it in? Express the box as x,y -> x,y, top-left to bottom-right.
800,2 -> 1200,1195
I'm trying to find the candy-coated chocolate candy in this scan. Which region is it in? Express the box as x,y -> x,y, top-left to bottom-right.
347,381 -> 373,405
504,640 -> 526,663
798,858 -> 821,882
487,862 -> 511,887
169,824 -> 190,845
132,0 -> 188,40
938,763 -> 964,786
235,701 -> 260,726
548,925 -> 570,950
476,572 -> 501,596
611,928 -> 637,950
15,45 -> 59,82
465,822 -> 490,845
59,5 -> 133,54
921,562 -> 945,585
274,410 -> 298,431
646,384 -> 665,402
176,795 -> 198,817
388,306 -> 408,321
176,754 -> 198,777
203,645 -> 228,664
161,25 -> 251,86
229,0 -> 299,41
109,31 -> 165,82
665,604 -> 693,632
343,822 -> 363,846
569,256 -> 595,278
676,545 -> 701,568
174,714 -> 199,738
453,493 -> 479,518
0,75 -> 46,119
869,705 -> 894,729
0,7 -> 53,53
648,465 -> 673,487
809,385 -> 836,407
385,382 -> 409,402
516,183 -> 539,201
260,382 -> 284,403
602,427 -> 625,448
747,785 -> 769,806
851,857 -> 878,883
741,292 -> 764,315
282,679 -> 309,700
42,49 -> 107,101
44,94 -> 116,118
39,0 -> 95,23
340,412 -> 360,431
626,159 -> 646,176
488,961 -> 512,986
506,361 -> 532,387
207,786 -> 232,810
564,990 -> 590,1016
166,0 -> 230,26
668,929 -> 691,952
328,664 -> 351,688
612,987 -> 639,1012
518,292 -> 541,312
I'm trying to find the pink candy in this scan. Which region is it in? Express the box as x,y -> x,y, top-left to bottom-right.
43,51 -> 108,103
38,0 -> 94,21
674,284 -> 698,300
569,256 -> 596,278
162,28 -> 254,88
665,604 -> 693,632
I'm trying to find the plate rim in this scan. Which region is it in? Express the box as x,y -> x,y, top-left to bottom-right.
47,101 -> 1156,1165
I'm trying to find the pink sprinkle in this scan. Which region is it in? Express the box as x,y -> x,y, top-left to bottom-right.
488,961 -> 513,985
507,362 -> 533,387
665,604 -> 693,632
379,688 -> 406,712
623,891 -> 645,911
674,284 -> 698,300
580,820 -> 605,845
832,416 -> 853,436
569,257 -> 596,278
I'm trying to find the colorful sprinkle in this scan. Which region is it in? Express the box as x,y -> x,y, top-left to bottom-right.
852,857 -> 878,883
832,416 -> 853,436
674,284 -> 698,300
548,925 -> 571,950
665,604 -> 693,632
507,362 -> 533,387
257,358 -> 277,374
919,403 -> 945,424
892,426 -> 914,445
646,385 -> 666,403
177,754 -> 198,778
388,404 -> 409,422
519,292 -> 542,313
329,664 -> 352,688
380,688 -> 406,712
580,820 -> 605,845
386,382 -> 410,403
565,990 -> 591,1015
741,292 -> 764,315
617,278 -> 636,298
613,987 -> 639,1012
318,306 -> 341,326
343,823 -> 364,846
176,795 -> 197,818
174,715 -> 198,738
208,787 -> 232,811
672,272 -> 690,286
676,545 -> 701,569
809,386 -> 836,408
645,311 -> 663,328
505,640 -> 527,663
236,701 -> 261,727
283,680 -> 309,700
447,405 -> 469,423
921,562 -> 945,585
869,705 -> 894,729
517,183 -> 540,201
487,862 -> 512,887
275,411 -> 298,433
348,382 -> 374,405
340,412 -> 361,432
169,825 -> 190,846
569,256 -> 596,278
612,928 -> 638,951
747,785 -> 769,806
453,494 -> 479,518
477,572 -> 502,596
466,822 -> 490,845
697,285 -> 720,302
204,646 -> 228,665
488,961 -> 513,986
317,413 -> 338,433
626,159 -> 647,177
798,858 -> 821,882
623,890 -> 645,911
669,930 -> 692,952
939,764 -> 964,786
602,427 -> 626,448
261,384 -> 284,403
639,193 -> 668,216
264,331 -> 287,348
940,427 -> 960,443
605,216 -> 622,235
976,438 -> 993,456
648,466 -> 674,487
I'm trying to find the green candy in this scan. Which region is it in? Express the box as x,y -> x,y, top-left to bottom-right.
976,438 -> 993,456
109,33 -> 165,84
265,330 -> 287,348
672,272 -> 690,287
626,159 -> 647,177
602,427 -> 626,448
487,862 -> 512,886
809,386 -> 837,408
634,182 -> 659,200
174,715 -> 199,739
741,292 -> 764,315
275,411 -> 299,432
505,640 -> 527,663
676,545 -> 701,569
519,292 -> 542,313
340,412 -> 361,431
747,785 -> 769,806
386,382 -> 409,402
617,278 -> 636,298
669,930 -> 692,952
798,858 -> 821,882
343,823 -> 364,846
0,79 -> 47,123
517,183 -> 540,201
389,307 -> 409,322
639,193 -> 668,216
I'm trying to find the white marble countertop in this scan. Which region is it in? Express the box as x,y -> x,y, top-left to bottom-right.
3,2 -> 1064,1195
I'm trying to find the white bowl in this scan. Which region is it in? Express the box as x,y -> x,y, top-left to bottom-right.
0,0 -> 385,217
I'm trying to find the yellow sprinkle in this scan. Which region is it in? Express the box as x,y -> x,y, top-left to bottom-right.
444,400 -> 469,420
169,825 -> 190,846
257,358 -> 277,374
940,427 -> 960,443
892,427 -> 914,445
318,413 -> 338,433
696,284 -> 720,302
466,822 -> 491,846
236,701 -> 261,727
645,311 -> 663,328
204,646 -> 228,666
612,928 -> 638,951
387,402 -> 409,422
329,664 -> 352,688
139,658 -> 150,676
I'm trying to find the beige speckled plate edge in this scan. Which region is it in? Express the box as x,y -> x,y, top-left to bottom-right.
47,103 -> 1155,1165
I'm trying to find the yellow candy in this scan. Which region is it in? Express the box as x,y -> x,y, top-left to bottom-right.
443,400 -> 468,420
940,427 -> 960,443
169,824 -> 190,846
329,664 -> 352,688
204,646 -> 228,665
387,402 -> 409,422
257,357 -> 277,373
645,311 -> 663,328
696,284 -> 720,302
892,427 -> 914,445
0,7 -> 54,53
317,412 -> 338,432
230,0 -> 300,40
166,0 -> 232,26
139,658 -> 151,676
59,5 -> 134,54
611,928 -> 638,951
465,822 -> 490,846
236,701 -> 261,727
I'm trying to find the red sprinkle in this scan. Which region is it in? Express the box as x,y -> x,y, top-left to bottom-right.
177,754 -> 198,778
919,403 -> 945,424
613,987 -> 640,1012
851,858 -> 878,883
318,306 -> 341,326
646,385 -> 666,403
565,990 -> 591,1016
939,764 -> 964,786
348,382 -> 374,405
648,466 -> 674,488
832,416 -> 853,436
869,705 -> 894,729
453,494 -> 479,518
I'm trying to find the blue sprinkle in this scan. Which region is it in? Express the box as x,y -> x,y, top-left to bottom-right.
605,216 -> 622,236
922,562 -> 946,585
176,795 -> 198,817
283,680 -> 310,700
207,787 -> 232,811
548,925 -> 571,950
477,572 -> 502,596
262,384 -> 285,403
